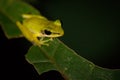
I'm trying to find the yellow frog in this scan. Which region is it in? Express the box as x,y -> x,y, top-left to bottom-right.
16,14 -> 64,46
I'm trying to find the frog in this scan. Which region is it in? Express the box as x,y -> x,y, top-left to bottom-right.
16,14 -> 64,47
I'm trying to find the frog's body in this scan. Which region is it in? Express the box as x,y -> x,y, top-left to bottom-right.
16,14 -> 64,46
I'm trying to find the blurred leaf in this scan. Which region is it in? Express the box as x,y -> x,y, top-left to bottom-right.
0,0 -> 40,38
26,39 -> 120,80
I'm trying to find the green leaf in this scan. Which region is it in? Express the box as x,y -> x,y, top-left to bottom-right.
0,0 -> 40,38
26,39 -> 120,80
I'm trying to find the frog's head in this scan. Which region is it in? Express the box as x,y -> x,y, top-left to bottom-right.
41,19 -> 64,37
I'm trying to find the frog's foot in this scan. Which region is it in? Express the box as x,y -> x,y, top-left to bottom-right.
40,41 -> 49,46
38,37 -> 53,46
32,39 -> 49,47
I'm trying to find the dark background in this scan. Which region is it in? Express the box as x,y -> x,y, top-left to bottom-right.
0,0 -> 120,80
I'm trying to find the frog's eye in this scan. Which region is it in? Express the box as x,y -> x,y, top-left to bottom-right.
44,30 -> 52,35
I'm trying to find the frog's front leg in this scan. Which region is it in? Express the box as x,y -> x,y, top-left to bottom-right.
37,37 -> 53,46
40,37 -> 53,42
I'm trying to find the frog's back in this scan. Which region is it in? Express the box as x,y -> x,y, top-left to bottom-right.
23,17 -> 49,32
